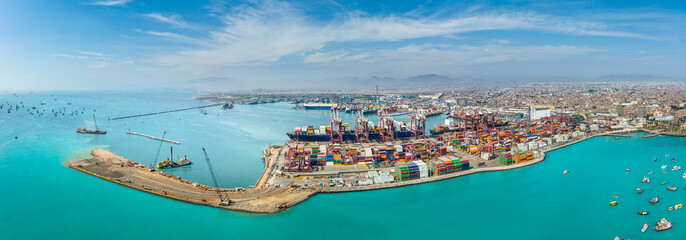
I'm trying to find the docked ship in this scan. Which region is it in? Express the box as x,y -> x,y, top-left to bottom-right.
157,147 -> 192,169
429,119 -> 509,135
303,103 -> 337,109
287,123 -> 421,142
76,114 -> 106,134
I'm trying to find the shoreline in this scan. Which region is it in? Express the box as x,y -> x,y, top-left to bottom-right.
68,131 -> 633,214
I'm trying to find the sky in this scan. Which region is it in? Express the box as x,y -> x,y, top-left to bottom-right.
0,0 -> 685,91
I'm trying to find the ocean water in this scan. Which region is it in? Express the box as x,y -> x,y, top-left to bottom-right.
1,91 -> 685,239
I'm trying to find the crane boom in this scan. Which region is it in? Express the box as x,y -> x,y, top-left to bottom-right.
202,147 -> 231,206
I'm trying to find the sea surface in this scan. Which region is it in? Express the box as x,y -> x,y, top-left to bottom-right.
1,91 -> 685,239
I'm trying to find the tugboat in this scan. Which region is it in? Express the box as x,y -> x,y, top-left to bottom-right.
156,147 -> 192,169
221,103 -> 234,109
636,188 -> 644,194
637,210 -> 649,215
76,114 -> 107,134
650,195 -> 659,205
653,218 -> 672,231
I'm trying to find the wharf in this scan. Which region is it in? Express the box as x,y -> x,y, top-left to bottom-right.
607,134 -> 632,138
126,131 -> 180,144
111,103 -> 222,120
643,134 -> 662,138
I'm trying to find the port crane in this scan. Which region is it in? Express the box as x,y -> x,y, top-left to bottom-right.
330,106 -> 343,144
202,147 -> 231,206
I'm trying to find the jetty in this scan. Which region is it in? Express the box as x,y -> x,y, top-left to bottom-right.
111,103 -> 222,120
607,134 -> 632,138
643,134 -> 662,138
126,131 -> 180,144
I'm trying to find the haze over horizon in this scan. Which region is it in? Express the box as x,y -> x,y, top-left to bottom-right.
1,0 -> 685,91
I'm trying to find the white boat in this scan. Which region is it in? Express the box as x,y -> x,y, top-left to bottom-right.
642,223 -> 648,232
661,165 -> 667,169
672,166 -> 682,171
563,170 -> 569,175
654,218 -> 673,231
683,172 -> 686,179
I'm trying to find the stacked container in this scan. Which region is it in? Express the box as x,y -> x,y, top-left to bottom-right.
500,152 -> 514,165
412,160 -> 429,178
396,162 -> 411,181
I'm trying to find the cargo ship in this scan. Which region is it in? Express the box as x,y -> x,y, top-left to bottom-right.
303,103 -> 337,109
157,147 -> 192,169
76,114 -> 106,134
287,124 -> 421,142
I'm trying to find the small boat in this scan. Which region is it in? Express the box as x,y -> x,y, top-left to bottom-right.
648,171 -> 653,174
221,103 -> 234,109
661,165 -> 667,169
676,204 -> 683,209
615,137 -> 619,140
563,170 -> 569,175
672,158 -> 678,162
653,218 -> 673,231
637,210 -> 649,215
669,206 -> 674,211
660,182 -> 667,185
654,158 -> 660,162
642,177 -> 650,183
666,154 -> 671,157
610,201 -> 618,206
642,223 -> 648,232
636,188 -> 644,194
650,195 -> 659,204
626,168 -> 630,172
668,186 -> 677,191
683,172 -> 686,179
672,166 -> 682,171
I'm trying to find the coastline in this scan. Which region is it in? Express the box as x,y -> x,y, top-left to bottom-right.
68,131 -> 626,214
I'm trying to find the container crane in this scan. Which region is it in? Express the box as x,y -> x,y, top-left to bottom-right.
202,147 -> 231,206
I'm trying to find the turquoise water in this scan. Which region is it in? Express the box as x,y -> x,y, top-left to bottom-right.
1,91 -> 685,239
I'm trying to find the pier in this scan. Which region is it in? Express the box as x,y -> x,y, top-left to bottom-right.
607,134 -> 632,138
111,103 -> 223,120
126,131 -> 180,144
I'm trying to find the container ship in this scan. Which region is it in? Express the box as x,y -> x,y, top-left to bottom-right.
303,103 -> 337,109
430,120 -> 509,135
287,123 -> 421,142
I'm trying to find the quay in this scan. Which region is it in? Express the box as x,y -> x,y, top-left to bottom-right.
643,134 -> 662,138
110,103 -> 223,120
126,131 -> 180,144
607,134 -> 632,138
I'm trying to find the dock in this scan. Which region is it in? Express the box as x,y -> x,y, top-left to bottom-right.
111,103 -> 223,120
643,134 -> 662,138
607,134 -> 632,138
126,131 -> 180,144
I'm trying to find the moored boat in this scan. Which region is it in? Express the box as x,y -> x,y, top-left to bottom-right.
650,195 -> 659,205
636,188 -> 644,194
637,210 -> 649,215
653,218 -> 672,231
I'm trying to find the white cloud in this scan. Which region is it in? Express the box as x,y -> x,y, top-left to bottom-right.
155,1 -> 652,69
492,39 -> 512,44
304,51 -> 349,63
142,13 -> 190,28
52,51 -> 133,68
86,0 -> 131,6
134,29 -> 196,41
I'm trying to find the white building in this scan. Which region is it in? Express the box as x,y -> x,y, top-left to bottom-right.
529,106 -> 551,121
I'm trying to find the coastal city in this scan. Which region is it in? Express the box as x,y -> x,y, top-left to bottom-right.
63,82 -> 686,237
2,1 -> 685,239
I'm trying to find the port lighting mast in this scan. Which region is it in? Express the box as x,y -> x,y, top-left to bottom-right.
202,148 -> 231,206
330,106 -> 343,144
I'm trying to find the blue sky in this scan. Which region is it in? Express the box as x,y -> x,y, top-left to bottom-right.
1,0 -> 685,91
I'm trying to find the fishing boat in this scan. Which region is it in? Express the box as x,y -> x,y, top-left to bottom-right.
653,218 -> 672,231
610,201 -> 618,206
650,195 -> 659,205
642,223 -> 648,232
668,186 -> 677,191
563,170 -> 569,175
76,114 -> 107,134
636,188 -> 644,194
642,177 -> 650,183
156,147 -> 192,169
637,210 -> 649,215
